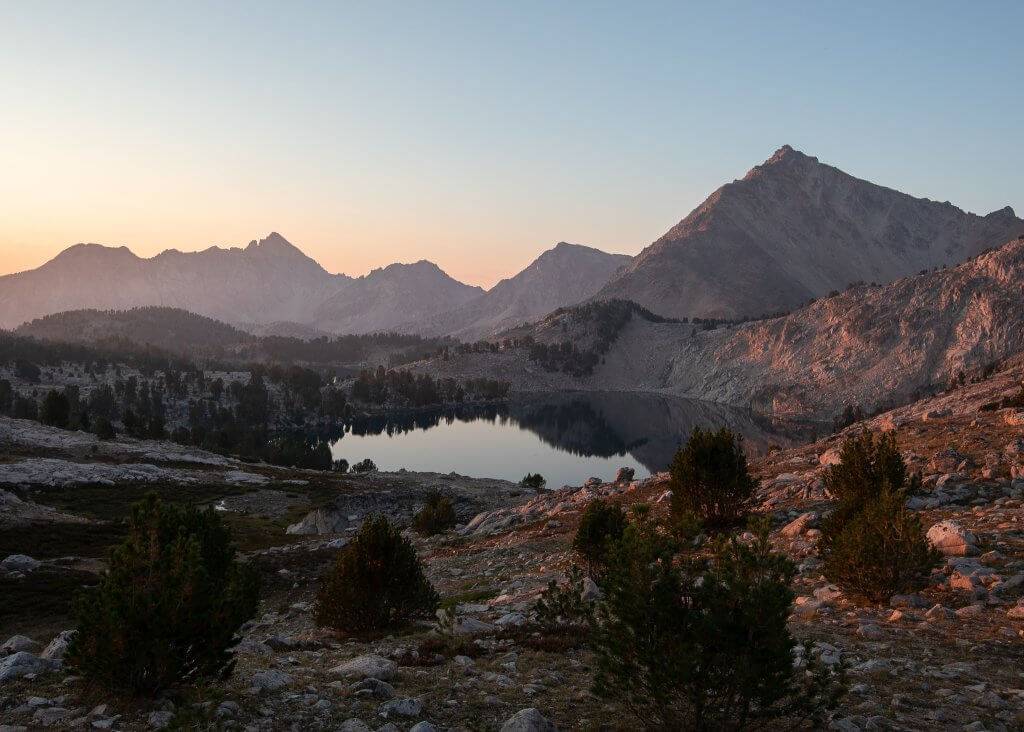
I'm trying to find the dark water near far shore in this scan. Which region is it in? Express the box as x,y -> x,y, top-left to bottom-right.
329,392 -> 821,489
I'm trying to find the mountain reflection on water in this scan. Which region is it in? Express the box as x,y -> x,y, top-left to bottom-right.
328,392 -> 821,488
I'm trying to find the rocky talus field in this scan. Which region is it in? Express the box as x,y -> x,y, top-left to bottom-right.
4,358 -> 1024,730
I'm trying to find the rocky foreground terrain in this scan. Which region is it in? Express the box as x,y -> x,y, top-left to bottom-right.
3,357 -> 1024,730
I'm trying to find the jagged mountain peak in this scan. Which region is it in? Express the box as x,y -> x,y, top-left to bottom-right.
244,231 -> 305,257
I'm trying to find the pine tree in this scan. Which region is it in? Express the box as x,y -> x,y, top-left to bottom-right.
670,427 -> 756,528
315,516 -> 438,633
67,495 -> 259,694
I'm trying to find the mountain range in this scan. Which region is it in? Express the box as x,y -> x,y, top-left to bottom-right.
2,145 -> 1020,339
417,235 -> 1024,421
0,233 -> 628,337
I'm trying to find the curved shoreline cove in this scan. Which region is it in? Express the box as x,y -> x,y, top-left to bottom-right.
330,392 -> 820,488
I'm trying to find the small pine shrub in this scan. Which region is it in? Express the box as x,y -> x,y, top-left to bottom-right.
820,432 -> 937,600
521,473 -> 546,491
66,495 -> 259,694
412,491 -> 457,536
532,565 -> 592,635
591,518 -> 843,729
821,430 -> 920,525
352,458 -> 377,473
669,427 -> 756,528
572,500 -> 627,575
822,488 -> 940,601
315,515 -> 438,633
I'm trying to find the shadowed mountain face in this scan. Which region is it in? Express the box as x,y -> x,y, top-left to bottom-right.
405,243 -> 631,340
594,145 -> 1024,320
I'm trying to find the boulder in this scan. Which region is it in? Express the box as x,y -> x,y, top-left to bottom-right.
250,669 -> 294,691
32,707 -> 71,727
350,677 -> 395,700
378,697 -> 423,718
818,447 -> 842,466
500,708 -> 558,732
614,467 -> 635,483
40,631 -> 75,663
331,654 -> 398,681
781,512 -> 817,538
0,554 -> 40,573
286,507 -> 349,535
495,612 -> 527,628
0,635 -> 40,656
813,585 -> 844,604
448,617 -> 495,636
0,652 -> 54,684
927,520 -> 978,556
580,576 -> 603,602
925,604 -> 955,621
147,711 -> 174,729
1006,600 -> 1024,620
792,596 -> 824,618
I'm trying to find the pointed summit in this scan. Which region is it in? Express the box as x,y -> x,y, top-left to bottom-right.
594,147 -> 1024,320
399,242 -> 630,340
744,145 -> 820,180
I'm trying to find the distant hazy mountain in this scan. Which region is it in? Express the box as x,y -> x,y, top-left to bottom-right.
312,260 -> 483,334
0,233 -> 484,335
406,242 -> 631,340
594,145 -> 1024,320
0,233 -> 346,329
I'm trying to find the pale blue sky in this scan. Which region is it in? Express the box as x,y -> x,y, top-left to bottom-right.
2,1 -> 1021,286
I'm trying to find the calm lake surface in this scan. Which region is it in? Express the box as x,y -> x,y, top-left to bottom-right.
330,392 -> 821,489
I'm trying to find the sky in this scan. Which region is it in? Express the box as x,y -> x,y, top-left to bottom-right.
2,1 -> 1022,288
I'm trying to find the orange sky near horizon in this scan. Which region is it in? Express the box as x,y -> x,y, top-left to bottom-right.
3,4 -> 1021,290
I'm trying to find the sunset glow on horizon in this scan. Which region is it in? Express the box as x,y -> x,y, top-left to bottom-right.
3,1 -> 1022,288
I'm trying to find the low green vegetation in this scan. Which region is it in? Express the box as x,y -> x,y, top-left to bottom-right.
67,495 -> 260,694
412,491 -> 458,535
533,505 -> 845,729
819,432 -> 940,601
315,515 -> 438,634
520,472 -> 546,490
572,499 -> 627,576
669,426 -> 756,528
